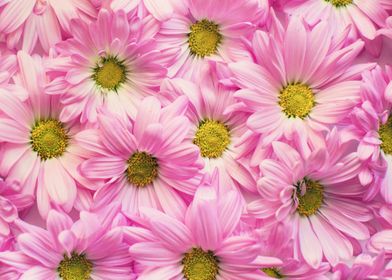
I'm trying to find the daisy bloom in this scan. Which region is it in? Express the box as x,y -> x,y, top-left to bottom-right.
0,0 -> 96,53
52,9 -> 167,123
0,203 -> 134,280
158,0 -> 259,80
0,52 -> 95,218
280,0 -> 389,44
160,65 -> 257,194
346,66 -> 392,203
247,133 -> 372,268
228,16 -> 374,153
124,174 -> 282,280
80,96 -> 203,220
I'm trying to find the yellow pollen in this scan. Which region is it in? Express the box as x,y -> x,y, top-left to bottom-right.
182,248 -> 219,280
188,19 -> 222,57
126,152 -> 158,187
92,56 -> 127,91
262,267 -> 284,278
295,178 -> 324,216
379,117 -> 392,155
193,119 -> 230,158
30,119 -> 69,161
57,252 -> 92,280
279,83 -> 315,119
326,0 -> 353,7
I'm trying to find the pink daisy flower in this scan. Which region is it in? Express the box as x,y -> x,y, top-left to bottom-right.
0,0 -> 96,53
80,96 -> 203,220
247,134 -> 372,268
0,204 -> 134,279
160,66 -> 256,194
52,9 -> 167,123
0,52 -> 95,218
346,66 -> 392,203
124,174 -> 282,280
280,0 -> 389,44
228,16 -> 374,153
158,0 -> 259,80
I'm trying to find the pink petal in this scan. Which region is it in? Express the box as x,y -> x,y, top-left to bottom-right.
143,0 -> 173,21
0,0 -> 34,33
42,159 -> 77,207
299,217 -> 322,268
185,187 -> 222,251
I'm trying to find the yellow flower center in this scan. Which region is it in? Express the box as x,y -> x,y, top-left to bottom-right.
57,252 -> 92,280
295,178 -> 324,216
326,0 -> 353,7
92,56 -> 127,91
379,117 -> 392,155
188,19 -> 222,57
279,84 -> 315,119
262,267 -> 284,278
30,119 -> 69,160
182,248 -> 219,280
126,152 -> 158,187
193,119 -> 230,158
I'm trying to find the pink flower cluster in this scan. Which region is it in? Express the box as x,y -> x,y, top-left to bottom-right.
0,0 -> 392,279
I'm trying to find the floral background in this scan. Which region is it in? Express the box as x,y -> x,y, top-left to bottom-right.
0,0 -> 392,279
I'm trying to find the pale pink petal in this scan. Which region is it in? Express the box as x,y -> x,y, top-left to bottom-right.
20,266 -> 55,280
42,159 -> 77,207
144,0 -> 173,21
299,217 -> 322,268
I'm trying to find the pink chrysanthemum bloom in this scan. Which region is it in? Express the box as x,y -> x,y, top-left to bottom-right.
333,252 -> 392,280
0,52 -> 95,218
158,0 -> 259,80
124,174 -> 282,280
52,9 -> 167,123
279,0 -> 389,45
247,133 -> 372,268
346,66 -> 392,203
0,204 -> 134,279
228,16 -> 375,155
80,96 -> 203,220
160,66 -> 256,194
0,178 -> 33,238
0,0 -> 96,53
257,223 -> 331,279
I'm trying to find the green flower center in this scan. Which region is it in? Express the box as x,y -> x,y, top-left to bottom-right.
379,117 -> 392,155
126,152 -> 158,187
325,0 -> 353,7
188,19 -> 222,57
92,56 -> 127,91
57,252 -> 92,280
193,119 -> 230,158
182,248 -> 219,280
279,84 -> 315,119
30,119 -> 69,160
295,178 -> 324,216
262,267 -> 284,278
